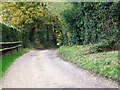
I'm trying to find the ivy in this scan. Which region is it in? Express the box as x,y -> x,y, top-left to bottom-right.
62,2 -> 119,51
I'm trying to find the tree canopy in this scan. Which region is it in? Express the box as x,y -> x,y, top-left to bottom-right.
1,2 -> 119,51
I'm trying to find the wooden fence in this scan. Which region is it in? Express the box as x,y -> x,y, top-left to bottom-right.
0,41 -> 22,56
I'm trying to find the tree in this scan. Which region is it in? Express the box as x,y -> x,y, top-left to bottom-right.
62,2 -> 119,51
1,2 -> 63,48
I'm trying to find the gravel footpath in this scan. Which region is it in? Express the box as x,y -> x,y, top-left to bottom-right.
2,50 -> 119,88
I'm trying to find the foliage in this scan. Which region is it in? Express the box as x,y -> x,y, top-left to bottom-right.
1,22 -> 22,42
1,2 -> 119,81
1,2 -> 119,50
1,2 -> 64,48
61,2 -> 119,51
0,49 -> 28,77
58,45 -> 119,81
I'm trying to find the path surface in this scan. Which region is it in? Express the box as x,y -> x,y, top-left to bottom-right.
2,50 -> 119,88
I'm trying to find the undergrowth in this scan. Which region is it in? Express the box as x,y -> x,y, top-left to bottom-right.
58,45 -> 119,81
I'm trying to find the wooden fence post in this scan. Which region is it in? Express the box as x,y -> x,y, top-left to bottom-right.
0,41 -> 22,57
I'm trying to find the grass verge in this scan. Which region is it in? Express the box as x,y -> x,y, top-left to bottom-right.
0,49 -> 28,77
58,45 -> 119,81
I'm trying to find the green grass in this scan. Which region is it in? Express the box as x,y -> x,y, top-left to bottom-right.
58,45 -> 119,81
0,49 -> 28,77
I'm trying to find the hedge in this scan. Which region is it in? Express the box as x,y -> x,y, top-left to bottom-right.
1,23 -> 22,42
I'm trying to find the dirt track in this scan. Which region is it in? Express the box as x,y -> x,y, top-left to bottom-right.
2,50 -> 119,88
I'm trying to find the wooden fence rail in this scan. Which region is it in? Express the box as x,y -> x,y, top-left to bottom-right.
0,41 -> 22,56
0,41 -> 22,45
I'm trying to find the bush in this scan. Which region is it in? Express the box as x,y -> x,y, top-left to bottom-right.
90,40 -> 119,53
